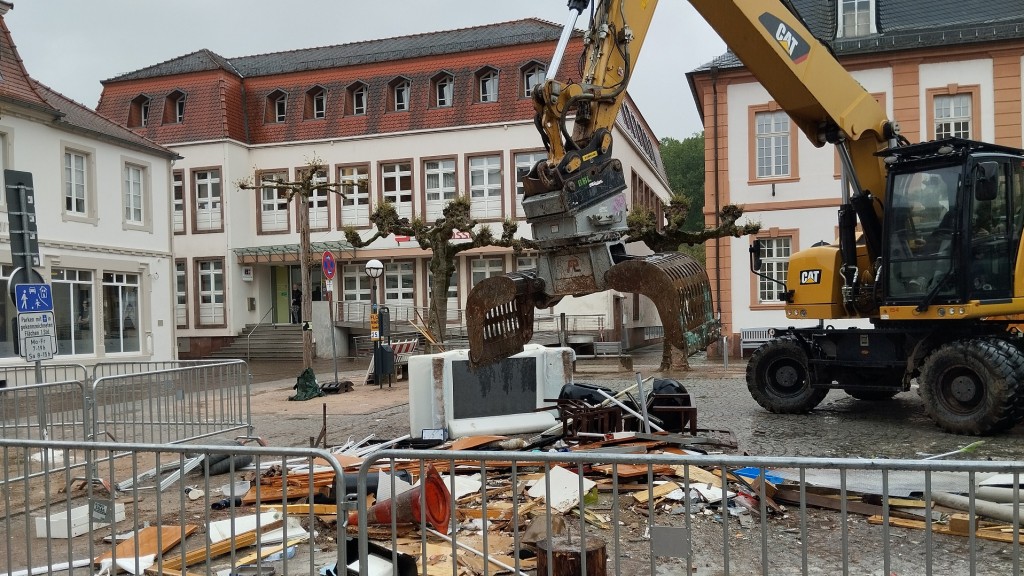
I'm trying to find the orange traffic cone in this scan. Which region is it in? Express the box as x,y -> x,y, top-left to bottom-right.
348,464 -> 451,532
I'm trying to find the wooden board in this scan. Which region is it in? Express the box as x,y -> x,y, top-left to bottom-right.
633,482 -> 680,504
867,514 -> 1024,543
591,464 -> 675,478
671,465 -> 724,487
95,525 -> 198,565
160,519 -> 284,570
451,435 -> 509,451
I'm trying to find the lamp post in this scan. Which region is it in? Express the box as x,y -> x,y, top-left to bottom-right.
365,259 -> 384,386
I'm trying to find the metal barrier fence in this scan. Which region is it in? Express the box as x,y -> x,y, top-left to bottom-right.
0,438 -> 346,576
92,359 -> 228,379
357,449 -> 1024,576
91,360 -> 252,446
0,380 -> 89,482
0,364 -> 88,388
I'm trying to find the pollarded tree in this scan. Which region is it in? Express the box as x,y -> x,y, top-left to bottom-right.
627,198 -> 761,371
343,195 -> 530,343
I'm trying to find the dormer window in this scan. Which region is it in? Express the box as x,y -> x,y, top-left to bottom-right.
432,72 -> 454,108
390,78 -> 411,112
128,95 -> 151,127
521,63 -> 546,98
265,89 -> 288,123
477,68 -> 499,103
838,0 -> 876,38
347,82 -> 368,116
305,86 -> 327,120
163,90 -> 187,124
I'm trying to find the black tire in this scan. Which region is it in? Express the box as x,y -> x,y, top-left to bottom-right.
918,338 -> 1024,435
746,338 -> 828,413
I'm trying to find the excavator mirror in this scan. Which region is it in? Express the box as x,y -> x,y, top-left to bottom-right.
749,239 -> 764,271
974,161 -> 999,202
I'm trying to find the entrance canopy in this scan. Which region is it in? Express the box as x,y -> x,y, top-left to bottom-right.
233,240 -> 355,264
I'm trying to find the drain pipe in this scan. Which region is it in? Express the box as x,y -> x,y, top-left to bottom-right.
710,63 -> 726,367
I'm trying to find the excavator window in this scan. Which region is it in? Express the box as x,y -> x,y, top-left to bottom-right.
968,159 -> 1014,299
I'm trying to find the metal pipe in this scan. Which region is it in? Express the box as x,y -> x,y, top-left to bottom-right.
596,389 -> 665,433
547,7 -> 584,80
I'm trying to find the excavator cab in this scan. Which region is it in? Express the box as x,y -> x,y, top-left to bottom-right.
880,139 -> 1023,310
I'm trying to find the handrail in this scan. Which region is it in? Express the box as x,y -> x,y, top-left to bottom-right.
246,305 -> 276,361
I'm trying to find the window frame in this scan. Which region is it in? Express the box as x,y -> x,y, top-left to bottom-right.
128,95 -> 151,128
51,268 -> 95,357
513,149 -> 546,219
423,156 -> 457,222
384,261 -> 416,307
193,257 -> 227,328
61,141 -> 98,224
338,163 -> 371,228
256,169 -> 290,235
471,257 -> 505,287
837,0 -> 877,38
749,228 -> 800,309
175,259 -> 189,328
477,69 -> 499,103
121,157 -> 152,231
305,86 -> 327,120
467,153 -> 504,220
927,84 -> 981,141
380,160 -> 414,220
748,102 -> 800,185
296,167 -> 330,232
432,73 -> 455,108
390,78 -> 411,112
163,90 -> 187,124
172,169 -> 186,234
348,83 -> 368,116
521,63 -> 546,98
191,167 -> 224,233
101,271 -> 142,354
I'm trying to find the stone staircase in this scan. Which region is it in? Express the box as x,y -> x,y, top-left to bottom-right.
206,324 -> 307,360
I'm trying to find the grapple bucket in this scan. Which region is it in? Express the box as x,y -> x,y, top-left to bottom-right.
465,272 -> 544,366
606,253 -> 719,352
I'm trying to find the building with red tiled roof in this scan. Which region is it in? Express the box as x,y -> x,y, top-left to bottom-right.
98,19 -> 672,358
0,3 -> 178,365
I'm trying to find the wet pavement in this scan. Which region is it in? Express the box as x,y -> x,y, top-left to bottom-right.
246,347 -> 1024,460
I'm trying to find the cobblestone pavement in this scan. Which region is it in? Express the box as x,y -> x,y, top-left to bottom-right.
246,348 -> 1024,460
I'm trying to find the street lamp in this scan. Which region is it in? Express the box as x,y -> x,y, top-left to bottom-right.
365,259 -> 384,387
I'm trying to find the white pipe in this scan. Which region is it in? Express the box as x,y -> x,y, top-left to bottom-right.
931,491 -> 1021,524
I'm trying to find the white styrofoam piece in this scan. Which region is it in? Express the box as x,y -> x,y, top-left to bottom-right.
348,554 -> 394,576
694,484 -> 735,504
526,465 -> 596,513
34,502 -> 125,539
208,510 -> 282,544
448,412 -> 557,438
376,470 -> 414,502
437,474 -> 482,500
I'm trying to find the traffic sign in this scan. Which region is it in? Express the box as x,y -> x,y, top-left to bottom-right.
15,283 -> 53,313
17,310 -> 56,361
370,312 -> 380,342
322,251 -> 336,280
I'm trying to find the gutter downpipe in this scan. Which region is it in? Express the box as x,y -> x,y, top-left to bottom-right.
710,64 -> 726,367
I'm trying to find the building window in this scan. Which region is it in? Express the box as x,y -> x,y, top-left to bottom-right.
934,94 -> 972,139
129,95 -> 150,128
124,164 -> 144,224
258,171 -> 289,233
469,155 -> 502,219
52,269 -> 94,356
756,236 -> 792,304
838,0 -> 875,38
522,63 -> 545,97
175,260 -> 188,328
194,169 -> 222,232
164,90 -> 186,123
751,107 -> 794,180
64,150 -> 88,215
478,69 -> 499,103
384,262 -> 415,307
348,83 -> 368,115
382,162 -> 413,220
343,264 -> 372,302
516,255 -> 537,272
391,78 -> 411,112
300,168 -> 330,230
424,158 -> 456,222
196,259 -> 225,326
305,86 -> 326,120
471,258 -> 504,286
433,73 -> 454,107
266,90 -> 287,123
102,272 -> 140,353
172,170 -> 185,233
514,151 -> 546,218
339,165 -> 370,227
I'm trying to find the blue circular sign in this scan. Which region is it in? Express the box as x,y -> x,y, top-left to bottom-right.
322,251 -> 336,279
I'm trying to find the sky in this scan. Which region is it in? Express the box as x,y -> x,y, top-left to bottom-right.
7,1 -> 725,141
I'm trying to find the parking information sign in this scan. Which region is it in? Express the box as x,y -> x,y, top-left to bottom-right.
15,283 -> 56,361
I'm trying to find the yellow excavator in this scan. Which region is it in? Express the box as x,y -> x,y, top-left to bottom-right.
466,0 -> 1024,436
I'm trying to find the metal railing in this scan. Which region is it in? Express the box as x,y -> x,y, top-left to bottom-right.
0,363 -> 88,388
246,305 -> 277,361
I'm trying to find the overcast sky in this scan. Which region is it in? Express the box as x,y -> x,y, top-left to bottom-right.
8,1 -> 725,141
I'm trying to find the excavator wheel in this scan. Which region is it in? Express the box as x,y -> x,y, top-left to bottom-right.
746,338 -> 828,414
918,338 -> 1024,435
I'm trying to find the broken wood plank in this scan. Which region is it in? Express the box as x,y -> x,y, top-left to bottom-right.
94,525 -> 198,566
231,536 -> 308,567
867,515 -> 1023,543
632,482 -> 680,504
160,519 -> 284,570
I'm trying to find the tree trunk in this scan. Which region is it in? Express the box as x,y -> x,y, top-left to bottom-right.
535,535 -> 606,576
297,193 -> 313,369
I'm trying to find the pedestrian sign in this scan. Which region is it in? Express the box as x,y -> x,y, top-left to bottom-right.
15,283 -> 53,313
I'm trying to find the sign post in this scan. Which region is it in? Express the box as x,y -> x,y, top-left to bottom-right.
322,251 -> 340,387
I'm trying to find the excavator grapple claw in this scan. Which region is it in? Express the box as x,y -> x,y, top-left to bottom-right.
606,253 -> 720,353
465,272 -> 545,366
